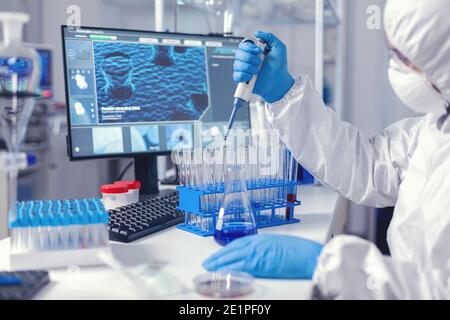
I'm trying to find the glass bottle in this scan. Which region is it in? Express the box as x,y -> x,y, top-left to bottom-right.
0,12 -> 41,232
0,12 -> 41,153
214,165 -> 257,246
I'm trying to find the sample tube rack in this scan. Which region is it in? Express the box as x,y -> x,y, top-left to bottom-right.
177,179 -> 301,237
7,198 -> 111,270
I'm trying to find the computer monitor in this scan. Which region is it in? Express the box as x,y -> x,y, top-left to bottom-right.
61,26 -> 250,194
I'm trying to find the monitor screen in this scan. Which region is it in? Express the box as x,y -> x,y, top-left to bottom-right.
62,26 -> 250,160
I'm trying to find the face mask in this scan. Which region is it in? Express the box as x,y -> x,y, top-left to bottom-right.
388,57 -> 448,116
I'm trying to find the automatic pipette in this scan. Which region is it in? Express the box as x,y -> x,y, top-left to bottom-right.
224,37 -> 270,142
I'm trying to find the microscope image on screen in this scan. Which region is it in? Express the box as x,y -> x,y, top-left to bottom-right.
100,52 -> 135,100
92,126 -> 124,155
130,125 -> 160,152
165,124 -> 193,150
152,45 -> 175,66
93,42 -> 209,124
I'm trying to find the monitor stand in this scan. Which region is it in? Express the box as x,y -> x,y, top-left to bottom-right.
134,155 -> 176,199
134,155 -> 159,197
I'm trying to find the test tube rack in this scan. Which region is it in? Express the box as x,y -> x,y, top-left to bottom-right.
177,180 -> 301,237
7,198 -> 111,271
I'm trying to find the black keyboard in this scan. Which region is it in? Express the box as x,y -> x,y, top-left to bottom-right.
0,271 -> 49,300
108,191 -> 184,243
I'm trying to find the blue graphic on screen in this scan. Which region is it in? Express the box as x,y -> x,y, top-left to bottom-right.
93,42 -> 209,124
165,124 -> 193,150
69,98 -> 97,125
69,69 -> 95,95
92,126 -> 124,155
130,125 -> 160,152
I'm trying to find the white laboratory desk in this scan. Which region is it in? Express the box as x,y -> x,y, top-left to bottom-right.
0,185 -> 340,300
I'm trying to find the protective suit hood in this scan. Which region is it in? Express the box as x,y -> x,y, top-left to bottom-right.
384,0 -> 450,116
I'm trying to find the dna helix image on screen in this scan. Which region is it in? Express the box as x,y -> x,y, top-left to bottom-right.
93,41 -> 209,124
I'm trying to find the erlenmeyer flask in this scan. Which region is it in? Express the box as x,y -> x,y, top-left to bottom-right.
214,165 -> 257,246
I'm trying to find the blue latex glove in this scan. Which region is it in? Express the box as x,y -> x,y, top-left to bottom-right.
202,234 -> 323,279
234,31 -> 295,103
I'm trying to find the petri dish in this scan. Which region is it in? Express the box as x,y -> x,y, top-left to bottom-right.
194,271 -> 254,298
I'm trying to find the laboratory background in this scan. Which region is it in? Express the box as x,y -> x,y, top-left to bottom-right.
0,0 -> 419,300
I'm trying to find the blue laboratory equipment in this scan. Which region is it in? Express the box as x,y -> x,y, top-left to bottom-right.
214,165 -> 257,246
9,198 -> 109,254
176,143 -> 301,237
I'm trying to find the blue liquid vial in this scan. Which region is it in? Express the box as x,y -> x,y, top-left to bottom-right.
214,165 -> 257,246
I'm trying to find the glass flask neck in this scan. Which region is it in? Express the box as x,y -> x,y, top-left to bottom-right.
224,165 -> 248,194
0,13 -> 28,47
3,23 -> 23,47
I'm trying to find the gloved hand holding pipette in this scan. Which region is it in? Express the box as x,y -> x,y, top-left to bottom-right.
224,39 -> 270,141
224,32 -> 295,141
233,31 -> 295,104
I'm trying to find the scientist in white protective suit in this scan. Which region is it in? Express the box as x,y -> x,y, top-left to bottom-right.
202,0 -> 450,299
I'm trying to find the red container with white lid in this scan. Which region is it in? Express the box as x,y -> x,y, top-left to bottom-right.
114,180 -> 141,204
100,184 -> 130,211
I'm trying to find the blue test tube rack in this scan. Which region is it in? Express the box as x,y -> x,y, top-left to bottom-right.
177,180 -> 301,237
9,198 -> 110,254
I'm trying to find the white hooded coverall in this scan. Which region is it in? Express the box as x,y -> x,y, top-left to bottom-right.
265,0 -> 450,299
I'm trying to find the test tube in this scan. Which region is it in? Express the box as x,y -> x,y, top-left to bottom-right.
38,213 -> 50,251
173,149 -> 184,186
285,148 -> 298,220
29,214 -> 40,252
203,149 -> 213,212
258,143 -> 269,205
69,213 -> 81,249
10,198 -> 110,254
47,214 -> 57,250
19,213 -> 30,253
80,212 -> 90,249
183,149 -> 194,188
98,215 -> 110,247
214,147 -> 225,210
59,213 -> 70,250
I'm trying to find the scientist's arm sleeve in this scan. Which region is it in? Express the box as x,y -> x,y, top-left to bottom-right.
311,235 -> 443,300
265,75 -> 422,208
313,147 -> 450,299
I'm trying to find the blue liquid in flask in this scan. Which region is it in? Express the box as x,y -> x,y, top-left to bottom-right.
215,165 -> 257,246
214,222 -> 257,246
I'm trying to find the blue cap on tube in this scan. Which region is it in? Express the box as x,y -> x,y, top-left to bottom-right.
30,214 -> 40,228
39,213 -> 50,227
49,213 -> 57,227
70,213 -> 80,226
59,213 -> 70,227
80,211 -> 90,225
20,213 -> 30,228
9,212 -> 21,229
100,212 -> 109,224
